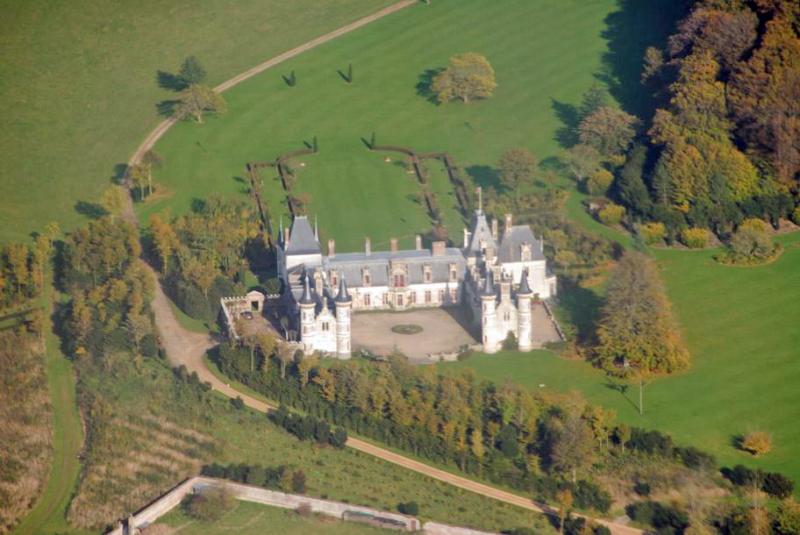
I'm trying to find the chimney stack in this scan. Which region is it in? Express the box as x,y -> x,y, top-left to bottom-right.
504,213 -> 513,232
463,228 -> 470,248
390,238 -> 398,253
491,218 -> 499,241
365,237 -> 371,256
328,239 -> 335,258
432,241 -> 446,257
415,235 -> 423,250
284,227 -> 290,245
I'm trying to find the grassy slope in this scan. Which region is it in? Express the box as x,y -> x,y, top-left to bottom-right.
138,0 -> 655,251
443,232 -> 800,484
0,0 -> 395,243
158,500 -> 394,535
13,282 -> 87,535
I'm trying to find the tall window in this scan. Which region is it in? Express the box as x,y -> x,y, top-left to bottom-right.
364,294 -> 371,306
363,269 -> 371,286
394,273 -> 405,287
438,289 -> 445,302
424,291 -> 432,304
410,292 -> 417,304
424,265 -> 432,283
449,264 -> 458,282
382,293 -> 389,305
397,295 -> 404,306
322,322 -> 329,332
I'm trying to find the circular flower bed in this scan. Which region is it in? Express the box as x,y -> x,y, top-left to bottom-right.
391,324 -> 423,335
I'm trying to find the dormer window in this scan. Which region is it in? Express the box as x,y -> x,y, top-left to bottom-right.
449,264 -> 458,282
521,243 -> 532,262
423,265 -> 432,283
330,271 -> 338,287
363,268 -> 371,287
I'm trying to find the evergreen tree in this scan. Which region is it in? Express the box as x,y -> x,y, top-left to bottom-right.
179,56 -> 207,86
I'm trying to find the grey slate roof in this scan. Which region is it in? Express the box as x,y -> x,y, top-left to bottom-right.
285,216 -> 321,255
322,248 -> 466,288
467,210 -> 497,254
497,225 -> 545,263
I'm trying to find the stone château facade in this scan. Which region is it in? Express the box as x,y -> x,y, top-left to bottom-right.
269,202 -> 556,359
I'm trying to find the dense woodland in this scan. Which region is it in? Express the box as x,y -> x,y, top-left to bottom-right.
602,0 -> 800,243
147,196 -> 261,322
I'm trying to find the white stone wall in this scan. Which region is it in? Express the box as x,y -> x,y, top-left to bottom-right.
349,281 -> 462,311
104,476 -> 511,534
499,259 -> 551,299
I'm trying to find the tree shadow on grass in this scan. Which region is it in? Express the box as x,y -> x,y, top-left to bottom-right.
597,0 -> 690,120
556,278 -> 603,346
74,201 -> 107,219
415,67 -> 444,105
551,98 -> 580,148
604,380 -> 640,412
156,70 -> 187,92
156,99 -> 179,119
465,165 -> 499,192
110,163 -> 129,186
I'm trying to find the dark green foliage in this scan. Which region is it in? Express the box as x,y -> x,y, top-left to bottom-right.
721,464 -> 759,487
615,143 -> 651,216
763,472 -> 794,499
397,501 -> 419,515
231,396 -> 245,410
183,487 -> 235,521
625,501 -> 689,534
633,481 -> 651,497
628,428 -> 674,457
501,332 -> 518,351
572,480 -> 612,513
267,404 -> 347,449
179,56 -> 207,86
496,425 -> 519,458
291,469 -> 306,493
674,446 -> 715,470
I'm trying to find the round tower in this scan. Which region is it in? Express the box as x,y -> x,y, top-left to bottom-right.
516,269 -> 533,352
480,270 -> 499,354
334,276 -> 352,359
299,272 -> 316,354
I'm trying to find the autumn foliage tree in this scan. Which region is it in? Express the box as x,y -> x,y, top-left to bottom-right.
432,53 -> 497,104
594,251 -> 689,375
174,84 -> 226,123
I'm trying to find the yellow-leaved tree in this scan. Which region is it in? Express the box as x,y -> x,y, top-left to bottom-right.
432,53 -> 497,104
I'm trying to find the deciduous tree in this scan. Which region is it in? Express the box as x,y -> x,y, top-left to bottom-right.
174,84 -> 226,123
432,53 -> 497,104
497,148 -> 537,207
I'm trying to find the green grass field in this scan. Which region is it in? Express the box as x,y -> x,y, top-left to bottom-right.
157,500 -> 394,535
139,0 -> 683,251
0,0 -> 397,243
443,232 -> 800,486
13,280 -> 88,535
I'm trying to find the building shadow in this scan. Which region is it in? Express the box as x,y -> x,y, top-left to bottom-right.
597,0 -> 690,120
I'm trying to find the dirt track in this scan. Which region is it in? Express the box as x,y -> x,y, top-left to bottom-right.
131,2 -> 642,532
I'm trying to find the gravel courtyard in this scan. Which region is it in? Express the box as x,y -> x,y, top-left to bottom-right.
351,308 -> 478,362
351,303 -> 562,362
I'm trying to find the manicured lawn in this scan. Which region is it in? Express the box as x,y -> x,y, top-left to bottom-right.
158,500 -> 394,535
0,0 -> 397,243
443,232 -> 800,486
139,0 -> 684,251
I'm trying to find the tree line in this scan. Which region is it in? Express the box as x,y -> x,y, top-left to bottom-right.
147,196 -> 261,322
579,0 -> 800,248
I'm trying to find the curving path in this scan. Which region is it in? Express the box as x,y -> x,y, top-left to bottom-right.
131,3 -> 642,533
148,265 -> 640,535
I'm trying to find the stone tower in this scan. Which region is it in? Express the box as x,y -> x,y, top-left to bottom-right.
334,275 -> 352,359
480,270 -> 499,354
516,269 -> 533,351
299,272 -> 316,353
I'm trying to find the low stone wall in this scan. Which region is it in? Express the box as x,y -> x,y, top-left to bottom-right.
105,476 -> 425,534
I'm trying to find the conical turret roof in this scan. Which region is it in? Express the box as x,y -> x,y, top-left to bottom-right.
335,275 -> 352,304
481,269 -> 495,297
517,268 -> 533,296
299,271 -> 314,305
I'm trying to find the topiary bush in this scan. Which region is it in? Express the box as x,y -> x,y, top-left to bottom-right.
584,169 -> 614,195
